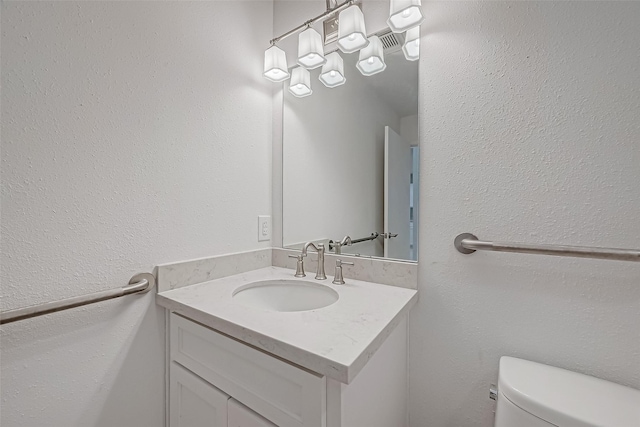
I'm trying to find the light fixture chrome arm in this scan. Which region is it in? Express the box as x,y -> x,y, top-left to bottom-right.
454,233 -> 640,262
270,0 -> 356,45
327,0 -> 338,9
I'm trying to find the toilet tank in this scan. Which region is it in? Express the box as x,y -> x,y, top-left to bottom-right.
494,357 -> 640,427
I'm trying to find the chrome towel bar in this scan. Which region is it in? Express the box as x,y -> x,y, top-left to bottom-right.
454,233 -> 640,262
329,232 -> 380,251
0,273 -> 155,325
350,232 -> 381,245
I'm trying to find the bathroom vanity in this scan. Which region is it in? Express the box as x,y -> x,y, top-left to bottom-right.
157,266 -> 417,427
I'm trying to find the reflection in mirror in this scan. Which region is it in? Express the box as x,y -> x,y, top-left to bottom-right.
283,30 -> 419,261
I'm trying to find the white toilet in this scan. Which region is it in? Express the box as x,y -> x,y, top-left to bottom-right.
495,357 -> 640,427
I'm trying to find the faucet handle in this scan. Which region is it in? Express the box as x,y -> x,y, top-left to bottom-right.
332,259 -> 354,285
288,254 -> 306,278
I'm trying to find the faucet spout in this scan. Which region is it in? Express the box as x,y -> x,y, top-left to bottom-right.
301,242 -> 327,280
301,241 -> 320,257
339,235 -> 352,246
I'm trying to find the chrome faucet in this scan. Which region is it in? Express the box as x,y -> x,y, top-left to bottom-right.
288,254 -> 306,277
332,235 -> 352,255
332,259 -> 354,285
301,242 -> 327,280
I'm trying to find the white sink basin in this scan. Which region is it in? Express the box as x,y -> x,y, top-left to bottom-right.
232,280 -> 339,312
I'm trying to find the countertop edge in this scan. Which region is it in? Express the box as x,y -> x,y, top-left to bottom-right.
344,291 -> 418,383
156,292 -> 351,383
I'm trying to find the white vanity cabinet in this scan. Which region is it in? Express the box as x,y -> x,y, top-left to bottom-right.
170,362 -> 230,427
170,361 -> 276,427
167,313 -> 409,427
228,399 -> 277,427
169,313 -> 325,427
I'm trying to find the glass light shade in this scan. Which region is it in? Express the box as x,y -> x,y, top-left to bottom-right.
288,67 -> 312,98
337,5 -> 369,53
387,0 -> 424,33
263,45 -> 290,82
297,28 -> 326,69
356,36 -> 386,76
319,52 -> 346,88
402,26 -> 420,61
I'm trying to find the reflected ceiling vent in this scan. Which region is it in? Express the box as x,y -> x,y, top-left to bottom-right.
375,28 -> 405,54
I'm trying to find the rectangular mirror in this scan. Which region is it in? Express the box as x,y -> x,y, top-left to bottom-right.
282,29 -> 419,261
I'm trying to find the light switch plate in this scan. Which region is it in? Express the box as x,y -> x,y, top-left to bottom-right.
258,215 -> 271,242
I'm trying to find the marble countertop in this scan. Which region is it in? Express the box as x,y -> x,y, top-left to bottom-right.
156,266 -> 417,384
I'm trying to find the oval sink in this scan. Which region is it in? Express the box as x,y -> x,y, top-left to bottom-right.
232,280 -> 339,312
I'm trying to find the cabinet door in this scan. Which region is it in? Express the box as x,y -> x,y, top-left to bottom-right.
228,399 -> 278,427
171,313 -> 325,427
170,362 -> 230,427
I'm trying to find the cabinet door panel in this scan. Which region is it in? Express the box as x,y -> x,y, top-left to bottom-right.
228,398 -> 278,427
170,313 -> 325,427
170,362 -> 229,427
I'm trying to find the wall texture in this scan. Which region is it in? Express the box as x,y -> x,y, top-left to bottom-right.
1,1 -> 273,425
412,2 -> 640,426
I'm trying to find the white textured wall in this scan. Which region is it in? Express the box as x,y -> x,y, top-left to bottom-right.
411,2 -> 640,426
1,1 -> 273,425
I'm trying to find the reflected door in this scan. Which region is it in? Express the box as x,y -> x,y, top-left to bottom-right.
384,126 -> 412,260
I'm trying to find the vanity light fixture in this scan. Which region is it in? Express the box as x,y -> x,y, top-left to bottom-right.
263,45 -> 290,82
297,27 -> 327,69
356,36 -> 386,76
265,0 -> 425,93
319,52 -> 347,88
289,67 -> 313,97
402,26 -> 420,61
387,0 -> 424,33
337,5 -> 369,53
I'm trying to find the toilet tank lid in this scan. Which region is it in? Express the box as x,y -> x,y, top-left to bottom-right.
498,357 -> 640,427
